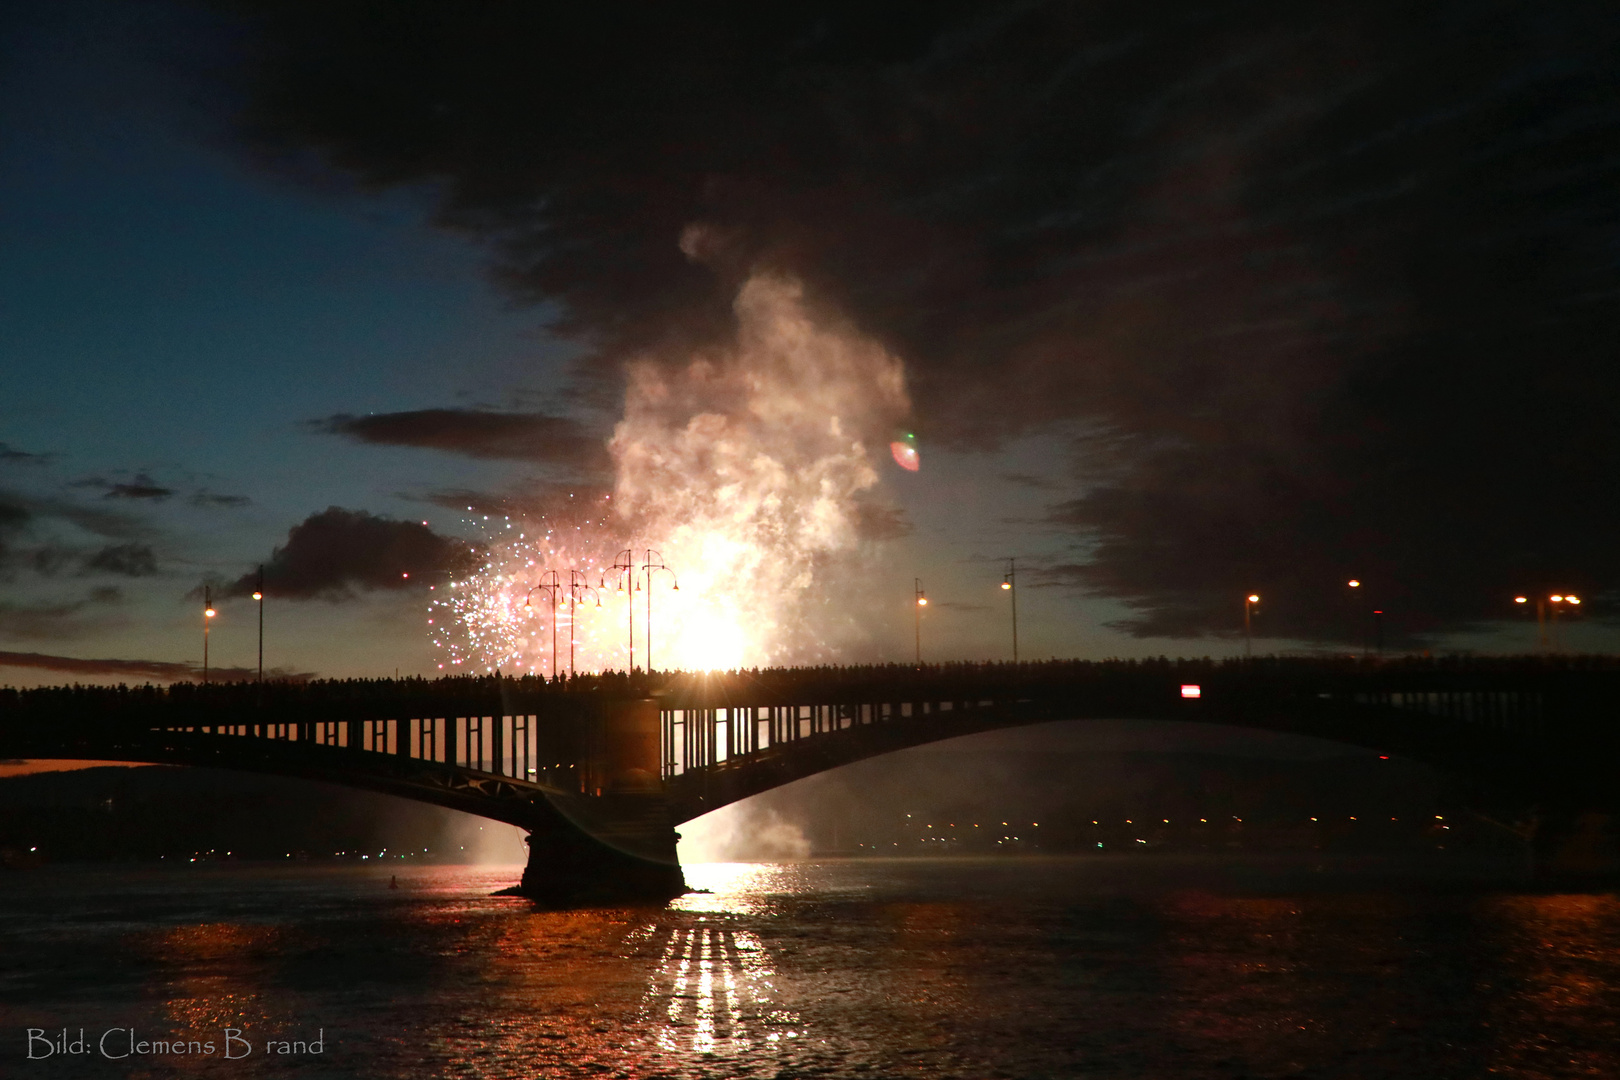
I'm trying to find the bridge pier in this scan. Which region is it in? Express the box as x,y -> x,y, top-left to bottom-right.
511,793 -> 686,906
504,698 -> 687,906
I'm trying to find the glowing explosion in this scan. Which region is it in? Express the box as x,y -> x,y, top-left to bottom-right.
431,274 -> 912,674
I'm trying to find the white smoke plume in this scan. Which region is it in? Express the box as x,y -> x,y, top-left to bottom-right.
677,803 -> 813,863
435,272 -> 911,672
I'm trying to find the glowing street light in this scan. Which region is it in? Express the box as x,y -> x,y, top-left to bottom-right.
251,565 -> 264,683
203,585 -> 216,684
1244,594 -> 1260,658
1519,592 -> 1581,652
914,579 -> 927,666
1001,558 -> 1019,663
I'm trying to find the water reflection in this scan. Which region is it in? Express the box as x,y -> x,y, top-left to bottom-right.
3,861 -> 1617,1079
636,916 -> 798,1053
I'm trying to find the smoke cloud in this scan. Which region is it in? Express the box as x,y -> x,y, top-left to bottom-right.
215,1 -> 1620,642
434,273 -> 909,672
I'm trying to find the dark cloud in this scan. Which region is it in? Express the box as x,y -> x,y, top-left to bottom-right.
83,543 -> 159,577
5,491 -> 147,541
0,588 -> 124,641
190,490 -> 251,509
0,443 -> 52,466
222,506 -> 483,601
0,500 -> 31,533
0,650 -> 312,682
314,409 -> 604,468
217,1 -> 1620,642
77,473 -> 175,501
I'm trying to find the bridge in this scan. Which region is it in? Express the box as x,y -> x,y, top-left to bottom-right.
3,656 -> 1618,902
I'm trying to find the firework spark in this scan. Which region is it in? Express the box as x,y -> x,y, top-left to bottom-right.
432,273 -> 911,673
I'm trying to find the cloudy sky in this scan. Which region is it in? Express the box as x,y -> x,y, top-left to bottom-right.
3,0 -> 1617,686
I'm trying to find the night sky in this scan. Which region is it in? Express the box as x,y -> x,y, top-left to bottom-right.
4,0 -> 1618,687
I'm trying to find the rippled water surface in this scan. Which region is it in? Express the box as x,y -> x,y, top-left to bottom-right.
2,857 -> 1618,1078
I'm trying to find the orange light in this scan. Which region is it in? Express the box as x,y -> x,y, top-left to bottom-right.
1514,596 -> 1527,604
1550,594 -> 1564,602
1001,581 -> 1011,590
917,597 -> 928,606
251,592 -> 262,601
1568,595 -> 1581,605
204,608 -> 216,618
1247,594 -> 1260,604
1347,579 -> 1361,588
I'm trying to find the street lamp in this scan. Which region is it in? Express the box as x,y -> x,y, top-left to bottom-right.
252,565 -> 264,683
1244,594 -> 1259,658
914,579 -> 927,666
1518,592 -> 1581,652
522,571 -> 561,679
567,570 -> 601,678
641,550 -> 677,674
1549,593 -> 1580,652
1002,558 -> 1019,663
203,585 -> 217,684
611,550 -> 637,672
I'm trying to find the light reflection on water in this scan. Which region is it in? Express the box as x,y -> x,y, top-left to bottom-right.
0,857 -> 1617,1078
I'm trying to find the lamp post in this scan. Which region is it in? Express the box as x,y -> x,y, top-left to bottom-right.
1547,593 -> 1580,652
203,586 -> 216,684
914,579 -> 927,666
1517,593 -> 1581,652
1244,594 -> 1259,658
1002,558 -> 1018,663
523,571 -> 561,679
1347,579 -> 1365,658
640,550 -> 677,673
252,566 -> 264,683
611,550 -> 636,672
567,570 -> 600,678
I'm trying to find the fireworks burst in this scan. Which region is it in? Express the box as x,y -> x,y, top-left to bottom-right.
432,273 -> 912,674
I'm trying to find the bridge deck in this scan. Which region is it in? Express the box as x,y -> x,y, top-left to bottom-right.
3,658 -> 1618,823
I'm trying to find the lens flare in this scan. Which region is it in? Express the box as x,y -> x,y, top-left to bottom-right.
433,274 -> 911,673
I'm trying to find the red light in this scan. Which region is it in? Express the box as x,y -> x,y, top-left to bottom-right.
1378,755 -> 1389,760
1180,684 -> 1201,699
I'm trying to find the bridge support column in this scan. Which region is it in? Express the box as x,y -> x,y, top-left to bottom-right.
504,698 -> 687,906
511,794 -> 685,906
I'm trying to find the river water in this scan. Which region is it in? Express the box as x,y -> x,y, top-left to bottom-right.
1,856 -> 1617,1078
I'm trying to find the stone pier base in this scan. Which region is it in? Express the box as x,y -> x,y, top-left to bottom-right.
501,792 -> 687,906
